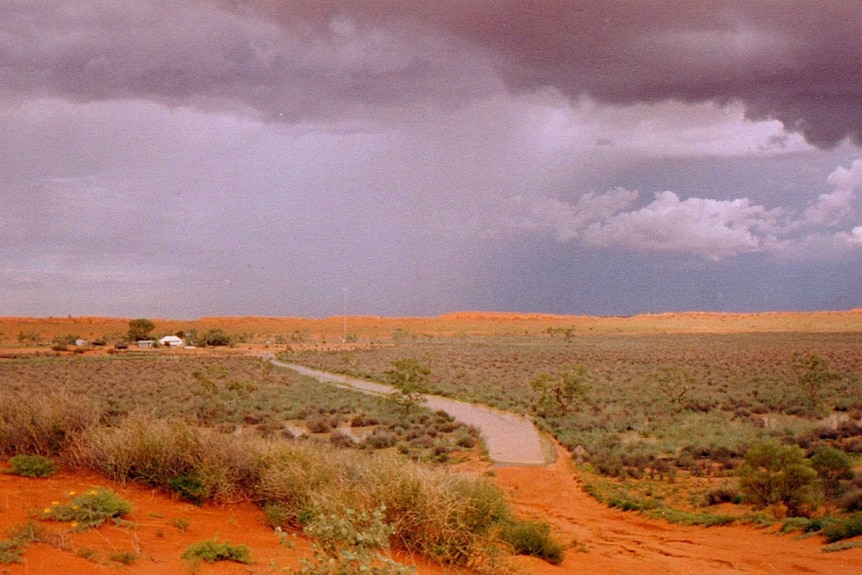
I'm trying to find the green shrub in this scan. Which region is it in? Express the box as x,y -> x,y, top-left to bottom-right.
181,538 -> 252,564
500,520 -> 565,565
0,540 -> 23,564
737,441 -> 817,516
822,513 -> 862,543
296,506 -> 414,575
169,473 -> 205,504
41,487 -> 132,530
703,482 -> 742,506
263,504 -> 291,529
7,454 -> 56,478
199,329 -> 232,347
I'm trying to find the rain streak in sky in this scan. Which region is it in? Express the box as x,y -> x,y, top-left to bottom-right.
2,1 -> 862,317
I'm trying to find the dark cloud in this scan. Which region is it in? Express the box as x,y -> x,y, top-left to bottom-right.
4,2 -> 862,145
2,2 -> 862,317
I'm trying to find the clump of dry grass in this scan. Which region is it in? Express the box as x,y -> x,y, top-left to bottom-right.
69,414 -> 260,503
0,390 -> 100,457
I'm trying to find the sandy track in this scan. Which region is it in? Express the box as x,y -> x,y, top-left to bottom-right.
274,360 -> 862,574
271,359 -> 548,466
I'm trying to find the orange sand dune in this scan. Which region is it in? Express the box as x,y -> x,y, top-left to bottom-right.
1,309 -> 861,347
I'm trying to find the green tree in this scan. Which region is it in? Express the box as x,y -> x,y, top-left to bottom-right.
737,441 -> 817,517
791,352 -> 839,415
811,445 -> 854,513
127,318 -> 155,342
383,358 -> 429,413
201,328 -> 232,347
530,364 -> 591,416
652,366 -> 693,412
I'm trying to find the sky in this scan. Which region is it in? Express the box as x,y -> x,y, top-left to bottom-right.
3,1 -> 862,318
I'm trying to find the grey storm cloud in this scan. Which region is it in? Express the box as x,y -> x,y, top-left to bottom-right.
4,1 -> 862,146
2,1 -> 862,317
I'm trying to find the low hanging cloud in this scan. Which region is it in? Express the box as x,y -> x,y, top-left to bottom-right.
3,2 -> 862,145
497,160 -> 862,260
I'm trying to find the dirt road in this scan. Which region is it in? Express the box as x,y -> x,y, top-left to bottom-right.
274,360 -> 862,573
272,359 -> 549,466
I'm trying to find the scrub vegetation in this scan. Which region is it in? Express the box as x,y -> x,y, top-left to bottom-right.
0,353 -> 560,570
288,331 -> 862,537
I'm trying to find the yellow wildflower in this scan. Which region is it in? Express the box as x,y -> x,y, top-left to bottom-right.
88,489 -> 98,496
43,508 -> 51,514
71,505 -> 79,510
70,522 -> 78,529
68,490 -> 76,496
51,501 -> 59,506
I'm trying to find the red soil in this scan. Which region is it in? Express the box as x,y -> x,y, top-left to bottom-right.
0,465 -> 454,574
4,450 -> 862,574
495,445 -> 862,575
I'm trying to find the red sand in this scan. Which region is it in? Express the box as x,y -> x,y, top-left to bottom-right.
495,445 -> 862,575
3,451 -> 861,574
0,465 -> 456,574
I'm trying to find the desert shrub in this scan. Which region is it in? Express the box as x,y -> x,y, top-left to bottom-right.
263,504 -> 292,529
821,513 -> 862,543
0,540 -> 23,564
0,390 -> 100,456
452,428 -> 476,449
377,462 -> 510,565
811,445 -> 854,510
296,506 -> 414,575
703,482 -> 743,506
74,414 -> 259,503
181,538 -> 252,564
350,414 -> 379,427
6,454 -> 56,478
329,431 -> 356,449
169,473 -> 206,504
306,415 -> 335,433
841,489 -> 862,512
199,328 -> 232,347
255,443 -> 348,526
42,487 -> 132,530
500,521 -> 565,565
109,550 -> 138,565
364,428 -> 396,449
737,441 -> 817,516
499,520 -> 565,565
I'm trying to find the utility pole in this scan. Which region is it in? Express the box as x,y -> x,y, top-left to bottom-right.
342,287 -> 348,343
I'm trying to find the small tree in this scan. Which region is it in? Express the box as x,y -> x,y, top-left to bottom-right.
791,352 -> 839,415
811,445 -> 854,514
201,328 -> 231,347
127,318 -> 155,342
531,364 -> 591,416
737,441 -> 817,517
652,366 -> 693,412
383,358 -> 429,413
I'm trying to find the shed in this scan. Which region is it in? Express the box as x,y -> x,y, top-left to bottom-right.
158,335 -> 185,347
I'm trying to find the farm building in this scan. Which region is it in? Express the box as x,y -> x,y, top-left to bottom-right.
158,335 -> 185,347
